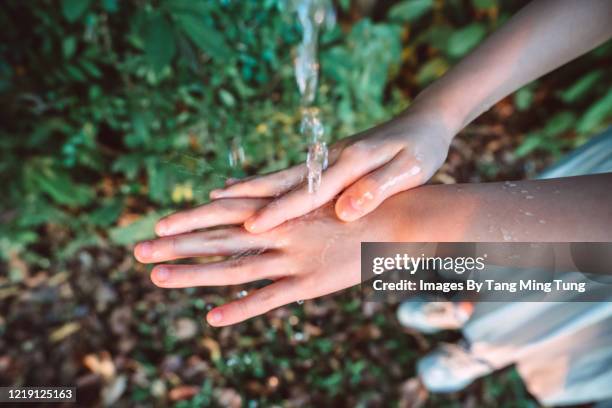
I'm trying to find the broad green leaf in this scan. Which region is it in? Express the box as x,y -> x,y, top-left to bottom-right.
63,36 -> 77,59
146,158 -> 169,203
446,23 -> 487,58
109,212 -> 163,245
61,0 -> 92,22
389,0 -> 433,23
219,89 -> 236,107
514,86 -> 534,111
142,13 -> 176,72
25,161 -> 94,207
174,14 -> 230,61
543,111 -> 575,136
79,60 -> 102,78
515,132 -> 543,157
89,199 -> 124,227
415,57 -> 449,86
559,70 -> 604,104
576,89 -> 612,134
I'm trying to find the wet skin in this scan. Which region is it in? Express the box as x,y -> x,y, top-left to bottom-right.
135,174 -> 612,326
206,0 -> 612,233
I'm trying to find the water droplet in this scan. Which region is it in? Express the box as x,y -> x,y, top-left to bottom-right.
296,299 -> 304,305
539,219 -> 546,224
526,195 -> 534,199
236,290 -> 248,299
500,228 -> 513,241
294,332 -> 305,341
228,138 -> 245,168
408,165 -> 421,176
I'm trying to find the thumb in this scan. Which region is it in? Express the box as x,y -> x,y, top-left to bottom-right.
335,157 -> 424,222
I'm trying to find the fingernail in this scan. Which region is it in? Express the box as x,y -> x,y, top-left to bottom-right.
154,266 -> 169,282
244,218 -> 258,232
208,309 -> 223,325
349,196 -> 362,212
137,241 -> 153,258
156,220 -> 168,236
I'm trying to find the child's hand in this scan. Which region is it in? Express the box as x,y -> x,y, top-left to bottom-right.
205,112 -> 452,233
135,198 -> 401,326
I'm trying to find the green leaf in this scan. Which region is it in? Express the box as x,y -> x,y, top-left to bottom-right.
559,70 -> 604,104
62,36 -> 77,59
219,89 -> 236,107
142,13 -> 176,72
543,111 -> 575,136
61,0 -> 92,22
102,0 -> 119,13
515,132 -> 543,157
471,0 -> 498,10
174,14 -> 230,61
415,57 -> 449,86
108,212 -> 163,245
446,23 -> 487,58
89,199 -> 124,227
25,160 -> 94,207
576,89 -> 612,134
514,86 -> 534,111
389,0 -> 433,23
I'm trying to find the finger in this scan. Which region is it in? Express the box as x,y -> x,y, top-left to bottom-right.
206,277 -> 301,326
244,153 -> 389,233
156,198 -> 269,236
335,151 -> 425,222
209,164 -> 306,199
150,252 -> 286,287
134,227 -> 275,263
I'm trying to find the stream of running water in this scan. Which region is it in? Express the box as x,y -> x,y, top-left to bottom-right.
292,0 -> 335,193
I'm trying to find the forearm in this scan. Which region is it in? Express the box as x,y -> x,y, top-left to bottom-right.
383,173 -> 612,242
408,0 -> 612,135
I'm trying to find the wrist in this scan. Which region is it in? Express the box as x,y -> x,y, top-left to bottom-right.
413,92 -> 464,137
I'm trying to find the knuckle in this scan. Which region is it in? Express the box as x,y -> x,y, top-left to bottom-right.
211,198 -> 235,212
169,236 -> 180,253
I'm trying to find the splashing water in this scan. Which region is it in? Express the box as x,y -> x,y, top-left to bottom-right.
228,137 -> 245,168
291,0 -> 335,193
302,107 -> 328,192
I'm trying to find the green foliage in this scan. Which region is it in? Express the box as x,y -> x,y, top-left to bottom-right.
559,70 -> 604,104
514,84 -> 535,112
389,0 -> 433,23
576,88 -> 612,134
447,23 -> 487,58
515,111 -> 577,158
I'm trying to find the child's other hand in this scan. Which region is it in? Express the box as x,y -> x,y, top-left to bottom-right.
135,198 -> 400,326
204,112 -> 451,234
